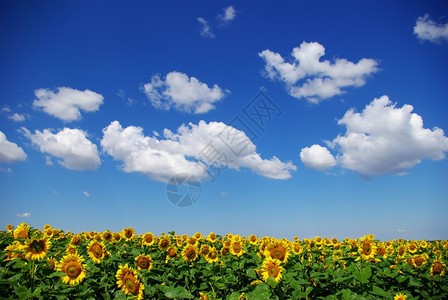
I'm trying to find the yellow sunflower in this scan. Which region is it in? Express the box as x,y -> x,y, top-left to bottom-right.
412,255 -> 427,268
66,245 -> 78,255
194,232 -> 202,239
57,254 -> 87,286
70,234 -> 83,246
116,264 -> 144,300
135,254 -> 153,271
158,236 -> 171,251
6,224 -> 14,233
142,232 -> 155,246
199,292 -> 209,300
207,232 -> 217,243
165,247 -> 178,263
357,239 -> 377,261
121,227 -> 135,241
4,241 -> 23,261
248,234 -> 258,245
22,238 -> 51,260
187,236 -> 198,246
200,244 -> 211,257
394,293 -> 407,300
102,230 -> 113,242
205,247 -> 219,264
430,259 -> 446,277
13,222 -> 29,240
87,240 -> 107,263
182,245 -> 198,262
220,246 -> 230,258
230,241 -> 244,257
264,240 -> 290,263
113,232 -> 122,243
261,258 -> 284,282
408,243 -> 418,254
291,242 -> 303,255
47,257 -> 56,270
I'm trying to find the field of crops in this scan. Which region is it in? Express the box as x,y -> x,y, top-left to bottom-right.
1,223 -> 447,299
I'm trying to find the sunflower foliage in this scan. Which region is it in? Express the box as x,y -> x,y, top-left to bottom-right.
1,224 -> 447,300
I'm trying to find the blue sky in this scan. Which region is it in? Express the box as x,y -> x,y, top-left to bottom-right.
1,0 -> 448,241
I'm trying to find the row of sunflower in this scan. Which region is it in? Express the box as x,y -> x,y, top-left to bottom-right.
1,223 -> 447,299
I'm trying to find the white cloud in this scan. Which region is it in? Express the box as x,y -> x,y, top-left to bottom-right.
17,212 -> 31,218
220,191 -> 228,197
142,71 -> 228,114
45,156 -> 53,166
197,17 -> 215,38
259,41 -> 379,103
8,113 -> 26,122
83,191 -> 90,197
218,6 -> 236,24
33,87 -> 104,122
0,131 -> 27,163
101,120 -> 296,183
304,96 -> 448,177
1,106 -> 11,113
23,127 -> 100,171
397,228 -> 407,233
0,167 -> 12,173
300,144 -> 336,170
414,14 -> 448,43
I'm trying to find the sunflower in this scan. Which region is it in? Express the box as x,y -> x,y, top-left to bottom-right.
23,238 -> 51,260
66,245 -> 78,255
187,236 -> 198,246
430,259 -> 446,276
165,247 -> 178,263
412,255 -> 426,268
87,240 -> 107,263
314,236 -> 323,245
264,240 -> 290,263
261,258 -> 284,282
205,247 -> 219,264
396,245 -> 407,259
47,257 -> 56,270
4,241 -> 23,261
408,243 -> 418,253
57,254 -> 87,286
220,246 -> 230,258
291,242 -> 303,255
182,245 -> 198,262
200,244 -> 211,257
116,264 -> 144,300
70,234 -> 83,246
135,254 -> 153,271
44,227 -> 54,239
248,234 -> 258,245
113,232 -> 122,243
6,224 -> 14,233
230,241 -> 244,257
158,236 -> 171,251
199,292 -> 209,300
142,232 -> 155,246
358,239 -> 377,261
102,230 -> 113,242
207,232 -> 217,243
121,227 -> 135,241
13,222 -> 29,240
175,238 -> 184,247
194,232 -> 202,239
394,293 -> 407,300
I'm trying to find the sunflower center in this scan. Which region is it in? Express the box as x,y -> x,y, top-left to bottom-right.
363,243 -> 371,255
65,262 -> 81,278
433,262 -> 443,274
398,248 -> 405,256
124,275 -> 139,294
125,231 -> 132,238
233,244 -> 241,252
268,265 -> 279,277
187,250 -> 196,258
145,236 -> 153,243
17,230 -> 28,239
92,245 -> 103,258
161,240 -> 169,248
169,249 -> 177,257
30,240 -> 45,253
414,257 -> 423,266
271,247 -> 285,260
209,251 -> 217,259
138,258 -> 149,268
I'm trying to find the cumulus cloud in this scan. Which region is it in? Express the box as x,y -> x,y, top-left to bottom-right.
300,144 -> 336,170
23,127 -> 100,171
83,191 -> 90,197
218,6 -> 236,24
101,120 -> 296,183
197,17 -> 215,38
259,41 -> 379,103
0,131 -> 27,163
414,14 -> 448,43
302,96 -> 448,177
142,71 -> 228,114
17,212 -> 31,218
8,113 -> 26,122
33,87 -> 104,122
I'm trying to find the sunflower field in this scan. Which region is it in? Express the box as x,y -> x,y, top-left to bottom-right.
1,223 -> 447,300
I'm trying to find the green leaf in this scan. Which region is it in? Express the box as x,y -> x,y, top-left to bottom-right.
331,275 -> 353,283
249,283 -> 271,300
229,292 -> 241,300
7,273 -> 23,284
48,271 -> 67,278
370,285 -> 391,298
15,286 -> 32,300
164,286 -> 194,299
246,268 -> 257,279
113,290 -> 127,300
409,277 -> 423,288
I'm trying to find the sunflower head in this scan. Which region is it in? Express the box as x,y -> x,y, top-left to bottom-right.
182,245 -> 198,262
205,247 -> 219,264
261,258 -> 284,282
430,259 -> 446,277
291,242 -> 303,255
207,232 -> 217,243
230,241 -> 245,257
265,240 -> 290,263
194,232 -> 202,239
13,223 -> 30,240
102,230 -> 113,242
394,293 -> 407,300
116,264 -> 145,300
113,232 -> 122,243
158,237 -> 171,251
121,227 -> 135,241
87,240 -> 107,263
70,234 -> 83,246
57,254 -> 87,286
358,239 -> 377,261
200,244 -> 211,257
23,238 -> 51,261
220,246 -> 230,258
6,224 -> 14,233
142,232 -> 155,246
4,241 -> 23,261
248,234 -> 258,245
135,254 -> 153,271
